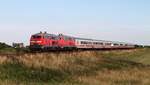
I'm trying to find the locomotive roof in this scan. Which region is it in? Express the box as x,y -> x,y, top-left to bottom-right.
33,33 -> 57,37
58,34 -> 74,37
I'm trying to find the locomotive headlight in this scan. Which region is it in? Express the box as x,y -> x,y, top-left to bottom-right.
30,41 -> 42,43
30,41 -> 35,43
37,41 -> 42,43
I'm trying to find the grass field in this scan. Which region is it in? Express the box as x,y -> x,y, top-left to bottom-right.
0,48 -> 150,85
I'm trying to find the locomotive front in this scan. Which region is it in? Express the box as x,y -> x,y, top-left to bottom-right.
29,32 -> 58,51
30,33 -> 44,51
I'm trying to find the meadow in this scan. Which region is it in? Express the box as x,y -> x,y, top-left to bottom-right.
0,48 -> 149,85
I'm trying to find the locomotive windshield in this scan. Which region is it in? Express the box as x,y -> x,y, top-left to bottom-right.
32,35 -> 42,39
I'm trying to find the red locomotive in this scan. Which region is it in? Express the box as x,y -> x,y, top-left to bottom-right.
30,32 -> 58,51
30,32 -> 135,51
57,34 -> 76,49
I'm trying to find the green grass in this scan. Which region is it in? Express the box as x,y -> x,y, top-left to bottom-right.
101,48 -> 150,65
0,63 -> 70,85
0,48 -> 150,85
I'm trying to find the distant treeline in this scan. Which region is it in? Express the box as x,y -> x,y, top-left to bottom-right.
135,45 -> 150,48
144,46 -> 150,48
0,42 -> 12,49
0,42 -> 30,54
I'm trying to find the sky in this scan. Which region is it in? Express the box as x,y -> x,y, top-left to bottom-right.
0,0 -> 150,45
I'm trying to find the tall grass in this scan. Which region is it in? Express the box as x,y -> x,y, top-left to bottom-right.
0,48 -> 150,85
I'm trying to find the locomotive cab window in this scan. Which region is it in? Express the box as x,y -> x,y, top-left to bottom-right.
32,35 -> 42,39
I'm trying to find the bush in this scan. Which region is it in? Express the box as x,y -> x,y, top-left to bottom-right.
0,42 -> 16,54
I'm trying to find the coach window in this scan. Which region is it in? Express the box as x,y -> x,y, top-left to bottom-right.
85,42 -> 88,44
99,43 -> 103,45
96,42 -> 98,44
81,41 -> 84,44
93,42 -> 97,44
81,41 -> 88,44
86,41 -> 88,44
85,41 -> 87,44
106,43 -> 111,45
120,44 -> 123,46
114,44 -> 119,46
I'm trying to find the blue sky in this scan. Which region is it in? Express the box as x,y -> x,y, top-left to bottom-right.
0,0 -> 150,45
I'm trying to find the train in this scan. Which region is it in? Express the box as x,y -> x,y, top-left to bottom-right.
29,32 -> 135,51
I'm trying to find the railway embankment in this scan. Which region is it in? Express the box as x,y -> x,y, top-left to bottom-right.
0,48 -> 149,85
